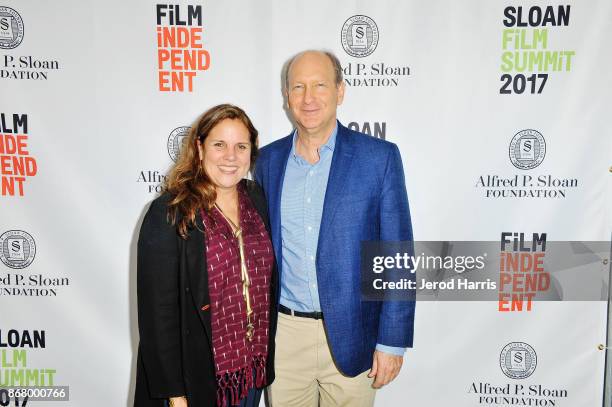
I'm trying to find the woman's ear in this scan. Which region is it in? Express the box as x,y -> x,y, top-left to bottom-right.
197,139 -> 203,161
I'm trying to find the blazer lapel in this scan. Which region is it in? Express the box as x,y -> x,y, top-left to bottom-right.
267,135 -> 292,271
318,123 -> 355,248
184,213 -> 212,343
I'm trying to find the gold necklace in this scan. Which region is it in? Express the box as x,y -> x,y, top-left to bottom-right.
214,202 -> 254,342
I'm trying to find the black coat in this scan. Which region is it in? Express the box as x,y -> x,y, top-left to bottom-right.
134,180 -> 277,407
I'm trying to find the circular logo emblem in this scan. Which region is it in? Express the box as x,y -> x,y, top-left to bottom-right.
167,126 -> 191,162
0,230 -> 36,269
0,7 -> 24,50
341,15 -> 379,58
500,342 -> 537,379
509,129 -> 546,170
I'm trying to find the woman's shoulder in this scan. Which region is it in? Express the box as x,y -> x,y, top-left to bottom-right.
146,192 -> 174,215
243,178 -> 263,193
242,179 -> 269,221
140,192 -> 179,236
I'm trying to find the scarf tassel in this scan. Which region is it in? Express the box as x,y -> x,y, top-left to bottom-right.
254,355 -> 266,388
216,355 -> 268,406
216,376 -> 228,407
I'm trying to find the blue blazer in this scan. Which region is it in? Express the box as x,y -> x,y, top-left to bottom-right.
254,121 -> 415,376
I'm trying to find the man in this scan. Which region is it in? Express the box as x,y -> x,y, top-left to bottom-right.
254,50 -> 414,406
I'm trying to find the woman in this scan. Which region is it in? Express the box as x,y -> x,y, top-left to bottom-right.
134,104 -> 277,407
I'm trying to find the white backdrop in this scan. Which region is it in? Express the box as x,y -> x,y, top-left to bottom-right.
1,1 -> 611,406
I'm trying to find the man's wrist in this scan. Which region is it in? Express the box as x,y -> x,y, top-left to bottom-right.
375,343 -> 406,356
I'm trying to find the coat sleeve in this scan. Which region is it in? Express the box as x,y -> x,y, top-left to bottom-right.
137,197 -> 186,398
376,144 -> 416,348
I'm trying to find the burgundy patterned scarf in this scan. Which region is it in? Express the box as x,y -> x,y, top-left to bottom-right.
201,184 -> 273,406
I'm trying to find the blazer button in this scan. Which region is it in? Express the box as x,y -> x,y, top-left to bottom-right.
185,329 -> 190,335
185,287 -> 190,292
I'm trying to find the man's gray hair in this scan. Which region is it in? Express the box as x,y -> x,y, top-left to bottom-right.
283,50 -> 344,91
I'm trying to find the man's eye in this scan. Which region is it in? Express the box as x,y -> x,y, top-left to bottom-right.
238,145 -> 248,150
214,142 -> 223,147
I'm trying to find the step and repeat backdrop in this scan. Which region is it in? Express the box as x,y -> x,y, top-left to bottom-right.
1,1 -> 611,406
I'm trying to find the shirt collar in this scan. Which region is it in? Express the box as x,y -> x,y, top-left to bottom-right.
290,122 -> 338,161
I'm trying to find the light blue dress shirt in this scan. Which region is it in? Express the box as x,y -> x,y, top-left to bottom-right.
279,126 -> 336,312
279,124 -> 405,356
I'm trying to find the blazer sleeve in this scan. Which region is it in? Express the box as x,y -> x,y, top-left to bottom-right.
137,197 -> 186,398
377,144 -> 416,348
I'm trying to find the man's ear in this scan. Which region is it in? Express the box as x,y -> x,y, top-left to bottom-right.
336,81 -> 346,106
285,90 -> 291,109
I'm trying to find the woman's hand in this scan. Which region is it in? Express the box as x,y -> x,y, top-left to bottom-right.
169,396 -> 188,407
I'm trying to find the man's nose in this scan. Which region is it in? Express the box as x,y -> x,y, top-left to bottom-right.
303,86 -> 314,103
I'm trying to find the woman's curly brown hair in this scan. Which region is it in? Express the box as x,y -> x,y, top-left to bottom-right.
165,104 -> 259,239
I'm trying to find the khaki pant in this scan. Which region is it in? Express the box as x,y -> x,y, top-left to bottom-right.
268,312 -> 376,407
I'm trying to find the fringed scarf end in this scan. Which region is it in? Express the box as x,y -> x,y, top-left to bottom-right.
215,354 -> 268,406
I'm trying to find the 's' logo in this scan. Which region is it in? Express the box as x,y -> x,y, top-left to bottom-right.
509,129 -> 546,170
0,230 -> 36,269
341,15 -> 379,58
500,342 -> 537,379
0,7 -> 24,49
167,126 -> 191,162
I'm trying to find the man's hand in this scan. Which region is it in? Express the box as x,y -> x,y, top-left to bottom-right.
169,396 -> 188,407
367,350 -> 403,388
